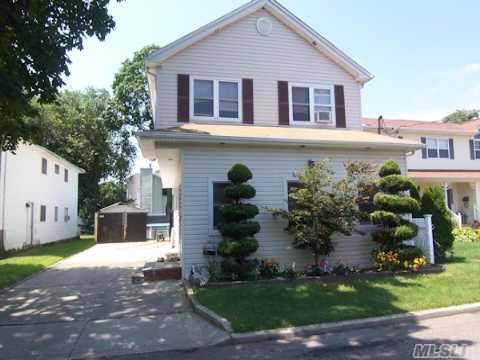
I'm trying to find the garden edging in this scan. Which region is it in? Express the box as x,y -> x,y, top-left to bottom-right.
229,302 -> 480,344
183,282 -> 233,333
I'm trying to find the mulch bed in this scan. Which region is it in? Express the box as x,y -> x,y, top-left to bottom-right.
203,264 -> 444,288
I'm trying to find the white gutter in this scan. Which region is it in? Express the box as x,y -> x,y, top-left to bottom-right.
137,131 -> 422,151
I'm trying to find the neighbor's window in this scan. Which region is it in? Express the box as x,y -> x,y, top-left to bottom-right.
474,134 -> 480,159
64,207 -> 69,222
193,79 -> 214,117
54,206 -> 58,222
192,78 -> 240,120
55,164 -> 60,174
290,84 -> 333,124
40,205 -> 46,222
426,138 -> 449,159
64,169 -> 69,182
212,182 -> 233,229
41,158 -> 47,174
219,81 -> 239,118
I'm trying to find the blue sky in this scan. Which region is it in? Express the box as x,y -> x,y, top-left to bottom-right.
65,0 -> 480,121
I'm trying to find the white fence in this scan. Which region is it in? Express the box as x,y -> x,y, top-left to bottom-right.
410,215 -> 435,264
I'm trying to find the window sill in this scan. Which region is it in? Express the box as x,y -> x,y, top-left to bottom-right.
191,117 -> 241,124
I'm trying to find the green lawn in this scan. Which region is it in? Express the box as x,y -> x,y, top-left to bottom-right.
0,235 -> 95,289
194,242 -> 480,332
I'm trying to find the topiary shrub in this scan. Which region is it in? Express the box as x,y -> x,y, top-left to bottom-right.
217,164 -> 260,280
371,160 -> 420,252
421,185 -> 455,262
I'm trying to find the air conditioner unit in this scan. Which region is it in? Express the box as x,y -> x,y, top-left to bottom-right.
314,111 -> 330,123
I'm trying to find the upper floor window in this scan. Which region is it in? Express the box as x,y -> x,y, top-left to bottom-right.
55,164 -> 60,174
191,78 -> 240,121
41,158 -> 47,174
426,138 -> 450,159
64,169 -> 69,182
289,84 -> 334,125
474,134 -> 480,159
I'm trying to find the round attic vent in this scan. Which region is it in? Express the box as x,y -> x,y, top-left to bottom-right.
256,17 -> 272,35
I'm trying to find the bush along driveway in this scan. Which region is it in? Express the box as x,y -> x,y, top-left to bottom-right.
0,235 -> 95,289
194,242 -> 480,332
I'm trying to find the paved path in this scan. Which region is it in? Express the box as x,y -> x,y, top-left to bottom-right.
115,311 -> 480,360
0,242 -> 228,359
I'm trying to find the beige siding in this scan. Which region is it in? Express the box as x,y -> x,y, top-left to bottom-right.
155,9 -> 362,130
180,145 -> 406,276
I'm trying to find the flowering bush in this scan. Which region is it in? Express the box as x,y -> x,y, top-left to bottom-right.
402,256 -> 427,272
258,258 -> 280,279
373,250 -> 401,271
453,227 -> 479,242
374,247 -> 427,272
332,258 -> 360,276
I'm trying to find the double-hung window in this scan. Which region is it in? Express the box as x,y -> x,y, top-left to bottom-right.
290,84 -> 334,125
474,134 -> 480,159
191,78 -> 241,121
426,138 -> 450,159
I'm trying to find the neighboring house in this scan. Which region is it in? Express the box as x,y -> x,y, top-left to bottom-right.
0,143 -> 84,251
137,0 -> 424,277
363,117 -> 480,226
126,168 -> 172,240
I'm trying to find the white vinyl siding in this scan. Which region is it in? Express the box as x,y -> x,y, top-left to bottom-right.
180,145 -> 406,277
155,9 -> 361,129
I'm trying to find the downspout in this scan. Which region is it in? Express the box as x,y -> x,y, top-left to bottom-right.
0,152 -> 7,251
377,115 -> 384,134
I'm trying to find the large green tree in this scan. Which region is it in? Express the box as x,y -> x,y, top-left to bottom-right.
112,44 -> 159,130
444,109 -> 479,124
0,0 -> 118,151
34,88 -> 135,227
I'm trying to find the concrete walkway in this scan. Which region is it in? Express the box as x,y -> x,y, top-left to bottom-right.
0,242 -> 228,359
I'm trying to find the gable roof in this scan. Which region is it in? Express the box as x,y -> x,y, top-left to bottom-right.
362,117 -> 480,135
145,0 -> 373,84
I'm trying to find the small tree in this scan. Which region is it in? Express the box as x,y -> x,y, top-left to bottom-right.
421,185 -> 455,262
217,164 -> 260,280
270,160 -> 374,267
370,160 -> 420,249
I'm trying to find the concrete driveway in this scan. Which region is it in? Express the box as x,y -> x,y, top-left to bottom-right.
0,242 -> 228,359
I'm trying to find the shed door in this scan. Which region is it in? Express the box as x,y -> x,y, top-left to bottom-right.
125,213 -> 147,242
98,213 -> 123,243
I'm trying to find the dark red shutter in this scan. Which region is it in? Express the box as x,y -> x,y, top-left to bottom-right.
449,138 -> 454,159
242,79 -> 254,124
421,137 -> 427,158
334,85 -> 346,128
278,81 -> 289,125
177,74 -> 189,122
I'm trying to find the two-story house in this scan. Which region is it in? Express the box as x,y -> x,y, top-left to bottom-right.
364,117 -> 480,226
137,0 -> 422,277
0,143 -> 84,251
